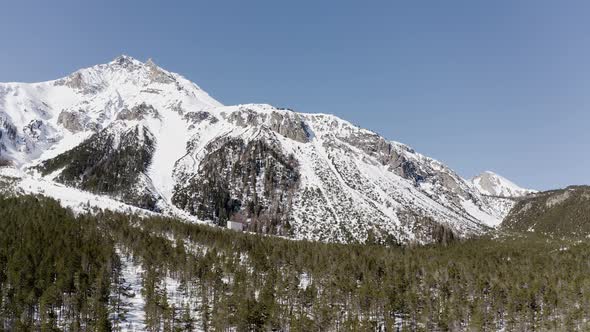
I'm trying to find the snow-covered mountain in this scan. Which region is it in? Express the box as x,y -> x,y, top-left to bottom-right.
0,56 -> 521,243
470,171 -> 535,198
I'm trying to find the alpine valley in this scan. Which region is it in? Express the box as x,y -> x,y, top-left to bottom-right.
0,55 -> 534,244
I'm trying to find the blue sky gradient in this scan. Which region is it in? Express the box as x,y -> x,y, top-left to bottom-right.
1,0 -> 588,190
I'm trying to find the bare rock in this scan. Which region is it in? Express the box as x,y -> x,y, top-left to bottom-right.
58,111 -> 86,133
116,103 -> 160,121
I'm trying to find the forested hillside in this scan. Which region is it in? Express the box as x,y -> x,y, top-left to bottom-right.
503,186 -> 590,236
2,194 -> 590,331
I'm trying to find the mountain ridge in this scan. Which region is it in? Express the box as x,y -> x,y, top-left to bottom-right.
0,55 -> 530,244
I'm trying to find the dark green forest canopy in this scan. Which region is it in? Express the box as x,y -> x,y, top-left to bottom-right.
1,194 -> 590,331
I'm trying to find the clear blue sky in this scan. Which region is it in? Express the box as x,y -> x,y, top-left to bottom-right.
1,0 -> 588,190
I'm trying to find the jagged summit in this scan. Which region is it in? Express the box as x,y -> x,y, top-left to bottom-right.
110,54 -> 144,67
0,55 -> 221,166
107,55 -> 168,76
471,171 -> 535,198
0,56 -> 524,244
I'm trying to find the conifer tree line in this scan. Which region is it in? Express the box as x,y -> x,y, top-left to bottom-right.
2,194 -> 590,331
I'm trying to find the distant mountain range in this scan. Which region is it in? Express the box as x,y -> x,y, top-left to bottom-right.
0,55 -> 536,244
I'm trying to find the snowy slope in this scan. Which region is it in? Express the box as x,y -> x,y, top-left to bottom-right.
0,55 -> 219,165
0,167 -> 181,218
471,171 -> 535,198
0,56 -> 519,243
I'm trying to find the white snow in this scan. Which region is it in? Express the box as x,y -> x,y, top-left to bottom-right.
146,104 -> 191,204
0,167 -> 162,217
0,55 -> 524,244
460,198 -> 502,227
471,171 -> 536,198
298,273 -> 311,290
114,248 -> 147,332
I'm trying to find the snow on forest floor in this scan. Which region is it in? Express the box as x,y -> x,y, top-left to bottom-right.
111,243 -> 207,331
0,167 -> 156,215
0,166 -> 203,224
113,248 -> 147,332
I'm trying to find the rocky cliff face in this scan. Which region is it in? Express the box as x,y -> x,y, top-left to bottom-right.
0,55 -> 519,244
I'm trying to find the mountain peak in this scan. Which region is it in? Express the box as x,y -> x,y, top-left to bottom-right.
471,171 -> 535,197
0,56 -> 518,244
108,55 -> 165,73
110,54 -> 144,67
52,55 -> 182,94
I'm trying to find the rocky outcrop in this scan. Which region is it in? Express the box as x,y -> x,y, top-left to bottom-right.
268,111 -> 310,143
223,106 -> 310,143
63,72 -> 85,90
116,103 -> 160,121
0,118 -> 17,142
112,55 -> 141,69
146,59 -> 176,84
58,110 -> 101,133
338,130 -> 428,183
54,71 -> 104,94
184,111 -> 218,129
329,124 -> 474,204
0,115 -> 55,157
58,111 -> 85,132
22,120 -> 45,140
